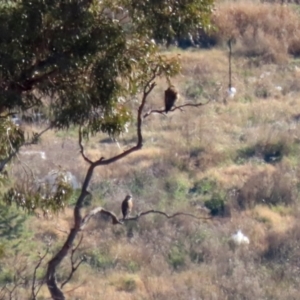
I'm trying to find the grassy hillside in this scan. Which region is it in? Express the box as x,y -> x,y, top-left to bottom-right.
3,1 -> 300,299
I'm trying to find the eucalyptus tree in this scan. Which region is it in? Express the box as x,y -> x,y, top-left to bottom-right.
0,0 -> 214,299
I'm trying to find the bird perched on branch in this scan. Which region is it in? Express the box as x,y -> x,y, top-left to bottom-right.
121,194 -> 133,219
164,85 -> 179,113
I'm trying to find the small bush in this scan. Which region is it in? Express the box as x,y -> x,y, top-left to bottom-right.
190,249 -> 205,264
236,145 -> 257,163
84,249 -> 115,271
123,277 -> 137,292
263,224 -> 300,264
236,168 -> 296,209
189,146 -> 205,159
168,245 -> 186,270
164,174 -> 189,200
116,276 -> 137,292
90,180 -> 114,200
0,269 -> 14,284
126,260 -> 140,273
189,178 -> 217,196
255,82 -> 272,99
262,142 -> 286,164
204,194 -> 226,216
185,80 -> 204,100
236,141 -> 289,164
127,170 -> 154,196
0,244 -> 5,259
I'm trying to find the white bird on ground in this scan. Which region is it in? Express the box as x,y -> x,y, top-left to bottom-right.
227,87 -> 237,99
231,230 -> 250,246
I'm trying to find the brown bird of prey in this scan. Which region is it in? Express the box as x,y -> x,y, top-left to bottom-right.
121,195 -> 133,219
164,85 -> 179,113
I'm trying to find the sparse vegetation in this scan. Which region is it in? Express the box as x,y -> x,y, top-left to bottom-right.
2,0 -> 300,299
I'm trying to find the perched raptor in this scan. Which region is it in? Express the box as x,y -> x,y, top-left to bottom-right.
121,195 -> 133,219
164,85 -> 179,113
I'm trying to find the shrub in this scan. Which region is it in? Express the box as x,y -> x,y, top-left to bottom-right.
185,80 -> 204,100
114,275 -> 138,292
189,178 -> 217,196
164,174 -> 189,200
189,249 -> 205,264
0,244 -> 4,259
0,269 -> 14,284
255,82 -> 272,99
127,170 -> 155,196
84,249 -> 115,271
204,194 -> 226,216
236,167 -> 296,209
126,260 -> 140,273
262,142 -> 286,163
122,277 -> 137,292
263,224 -> 300,265
236,141 -> 290,164
90,180 -> 114,200
168,245 -> 186,270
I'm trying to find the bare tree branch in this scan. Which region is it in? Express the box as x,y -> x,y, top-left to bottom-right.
79,206 -> 211,230
31,248 -> 49,300
60,235 -> 85,289
13,68 -> 58,93
46,74 -> 156,300
81,207 -> 122,230
4,284 -> 22,300
0,250 -> 30,299
24,125 -> 52,146
78,126 -> 93,165
125,210 -> 212,221
143,100 -> 211,119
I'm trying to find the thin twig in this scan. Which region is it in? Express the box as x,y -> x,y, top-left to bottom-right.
31,249 -> 49,300
4,282 -> 23,300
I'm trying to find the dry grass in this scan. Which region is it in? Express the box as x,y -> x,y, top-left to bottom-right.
211,1 -> 300,63
5,8 -> 300,298
253,205 -> 294,232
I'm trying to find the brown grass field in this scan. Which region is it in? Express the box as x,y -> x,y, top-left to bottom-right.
3,0 -> 300,299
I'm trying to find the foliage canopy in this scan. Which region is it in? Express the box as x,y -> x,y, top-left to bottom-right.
0,0 -> 213,132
